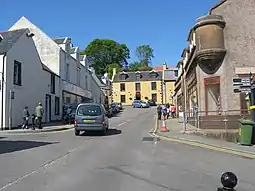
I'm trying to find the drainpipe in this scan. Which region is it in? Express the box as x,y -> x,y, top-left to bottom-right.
1,53 -> 6,131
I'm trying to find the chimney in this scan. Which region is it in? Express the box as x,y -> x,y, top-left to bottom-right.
163,62 -> 167,70
112,68 -> 117,81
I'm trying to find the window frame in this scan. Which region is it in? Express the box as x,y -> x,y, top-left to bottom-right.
120,83 -> 125,91
13,60 -> 22,86
151,82 -> 157,90
55,96 -> 60,115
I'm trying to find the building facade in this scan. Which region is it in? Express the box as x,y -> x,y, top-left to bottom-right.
174,0 -> 255,129
0,16 -> 107,129
0,29 -> 61,128
112,63 -> 177,105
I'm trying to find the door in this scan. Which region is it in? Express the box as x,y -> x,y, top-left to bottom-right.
45,94 -> 52,122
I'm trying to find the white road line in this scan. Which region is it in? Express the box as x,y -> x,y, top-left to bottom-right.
117,122 -> 127,127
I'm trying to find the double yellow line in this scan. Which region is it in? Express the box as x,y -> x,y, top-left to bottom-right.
149,116 -> 255,159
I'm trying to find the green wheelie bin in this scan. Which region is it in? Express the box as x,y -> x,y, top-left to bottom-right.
238,119 -> 255,146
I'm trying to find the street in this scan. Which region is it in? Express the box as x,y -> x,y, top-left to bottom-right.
0,107 -> 254,191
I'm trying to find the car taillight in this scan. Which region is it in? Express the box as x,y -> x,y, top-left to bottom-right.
74,120 -> 77,125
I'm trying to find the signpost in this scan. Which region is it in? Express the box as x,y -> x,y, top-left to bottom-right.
233,73 -> 255,122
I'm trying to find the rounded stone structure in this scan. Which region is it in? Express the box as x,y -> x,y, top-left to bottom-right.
194,15 -> 226,74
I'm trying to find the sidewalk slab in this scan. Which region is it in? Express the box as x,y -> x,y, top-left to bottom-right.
157,118 -> 255,154
0,124 -> 73,134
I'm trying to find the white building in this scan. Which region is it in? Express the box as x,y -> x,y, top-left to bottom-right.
0,16 -> 108,129
0,29 -> 61,129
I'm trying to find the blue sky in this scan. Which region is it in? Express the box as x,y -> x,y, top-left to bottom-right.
1,0 -> 219,67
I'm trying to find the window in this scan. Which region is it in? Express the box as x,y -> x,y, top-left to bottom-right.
151,82 -> 157,90
119,74 -> 127,80
85,75 -> 88,89
55,96 -> 60,115
120,83 -> 125,91
174,70 -> 178,77
50,74 -> 55,94
77,68 -> 80,86
152,94 -> 157,102
120,95 -> 126,103
13,60 -> 21,86
136,73 -> 141,80
204,77 -> 220,115
135,83 -> 140,91
66,63 -> 69,81
149,72 -> 158,79
77,105 -> 102,116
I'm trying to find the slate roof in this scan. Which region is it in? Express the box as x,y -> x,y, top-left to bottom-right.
0,29 -> 28,54
52,37 -> 66,44
164,69 -> 178,81
70,47 -> 78,54
113,70 -> 163,82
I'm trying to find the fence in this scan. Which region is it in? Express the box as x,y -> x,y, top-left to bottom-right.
179,109 -> 251,131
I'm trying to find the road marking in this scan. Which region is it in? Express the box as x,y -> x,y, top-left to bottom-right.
0,127 -> 74,136
117,122 -> 127,127
149,115 -> 255,159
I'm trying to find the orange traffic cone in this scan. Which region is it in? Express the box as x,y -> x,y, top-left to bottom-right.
161,116 -> 168,132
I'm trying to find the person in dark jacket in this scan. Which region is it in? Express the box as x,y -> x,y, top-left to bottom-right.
22,106 -> 30,129
157,105 -> 162,120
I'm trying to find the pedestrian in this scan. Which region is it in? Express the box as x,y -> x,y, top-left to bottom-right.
66,106 -> 72,124
22,106 -> 30,129
35,102 -> 44,129
157,105 -> 162,120
171,104 -> 176,118
162,105 -> 167,119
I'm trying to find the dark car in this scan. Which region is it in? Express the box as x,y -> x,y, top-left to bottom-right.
111,103 -> 118,114
148,99 -> 157,106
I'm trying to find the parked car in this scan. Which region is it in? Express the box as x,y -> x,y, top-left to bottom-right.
74,103 -> 109,136
104,104 -> 113,117
116,102 -> 123,110
111,103 -> 118,114
132,100 -> 150,108
148,99 -> 157,106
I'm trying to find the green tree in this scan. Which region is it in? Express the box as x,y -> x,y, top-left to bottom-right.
128,61 -> 153,72
135,45 -> 154,66
106,63 -> 122,79
81,39 -> 130,75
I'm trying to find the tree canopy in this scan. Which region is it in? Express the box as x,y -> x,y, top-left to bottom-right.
128,45 -> 154,72
81,39 -> 130,75
106,63 -> 122,80
135,45 -> 154,66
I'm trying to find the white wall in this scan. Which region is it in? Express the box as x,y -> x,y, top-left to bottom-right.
4,32 -> 61,128
0,54 -> 7,128
9,16 -> 61,76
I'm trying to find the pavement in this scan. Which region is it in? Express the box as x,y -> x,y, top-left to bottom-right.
0,107 -> 253,191
155,118 -> 255,157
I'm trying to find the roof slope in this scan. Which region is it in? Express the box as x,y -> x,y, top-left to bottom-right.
113,71 -> 163,82
0,29 -> 28,54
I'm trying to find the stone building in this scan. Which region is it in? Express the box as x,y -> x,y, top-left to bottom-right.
174,0 -> 255,129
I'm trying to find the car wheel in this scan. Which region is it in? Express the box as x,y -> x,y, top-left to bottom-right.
75,129 -> 80,136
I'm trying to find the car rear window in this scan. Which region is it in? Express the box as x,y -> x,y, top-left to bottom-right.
77,105 -> 102,116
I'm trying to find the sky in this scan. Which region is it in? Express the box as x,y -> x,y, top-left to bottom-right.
0,0 -> 219,67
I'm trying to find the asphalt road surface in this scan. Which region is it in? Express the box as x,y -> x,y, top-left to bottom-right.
0,107 -> 254,191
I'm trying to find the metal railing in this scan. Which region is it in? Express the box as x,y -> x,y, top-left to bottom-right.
178,109 -> 251,132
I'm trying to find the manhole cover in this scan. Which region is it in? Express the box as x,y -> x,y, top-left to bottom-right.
142,137 -> 160,142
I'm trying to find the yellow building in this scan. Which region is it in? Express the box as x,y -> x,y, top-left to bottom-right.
111,63 -> 177,106
112,70 -> 163,105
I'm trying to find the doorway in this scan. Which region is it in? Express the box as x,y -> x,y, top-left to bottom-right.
135,92 -> 141,100
45,94 -> 52,122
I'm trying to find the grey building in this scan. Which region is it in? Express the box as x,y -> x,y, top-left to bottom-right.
174,0 -> 254,129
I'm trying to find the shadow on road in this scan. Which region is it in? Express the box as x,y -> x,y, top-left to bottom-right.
0,140 -> 57,155
81,128 -> 122,137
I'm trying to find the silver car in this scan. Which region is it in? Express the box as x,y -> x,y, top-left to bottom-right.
74,103 -> 109,136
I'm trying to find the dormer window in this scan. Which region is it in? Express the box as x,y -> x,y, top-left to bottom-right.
149,70 -> 158,78
119,72 -> 128,80
135,71 -> 142,80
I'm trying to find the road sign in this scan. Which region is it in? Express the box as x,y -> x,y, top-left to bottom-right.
233,77 -> 252,93
233,88 -> 251,93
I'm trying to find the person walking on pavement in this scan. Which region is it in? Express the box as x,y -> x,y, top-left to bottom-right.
66,106 -> 72,125
157,105 -> 162,120
35,102 -> 44,129
22,106 -> 30,129
162,104 -> 168,119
